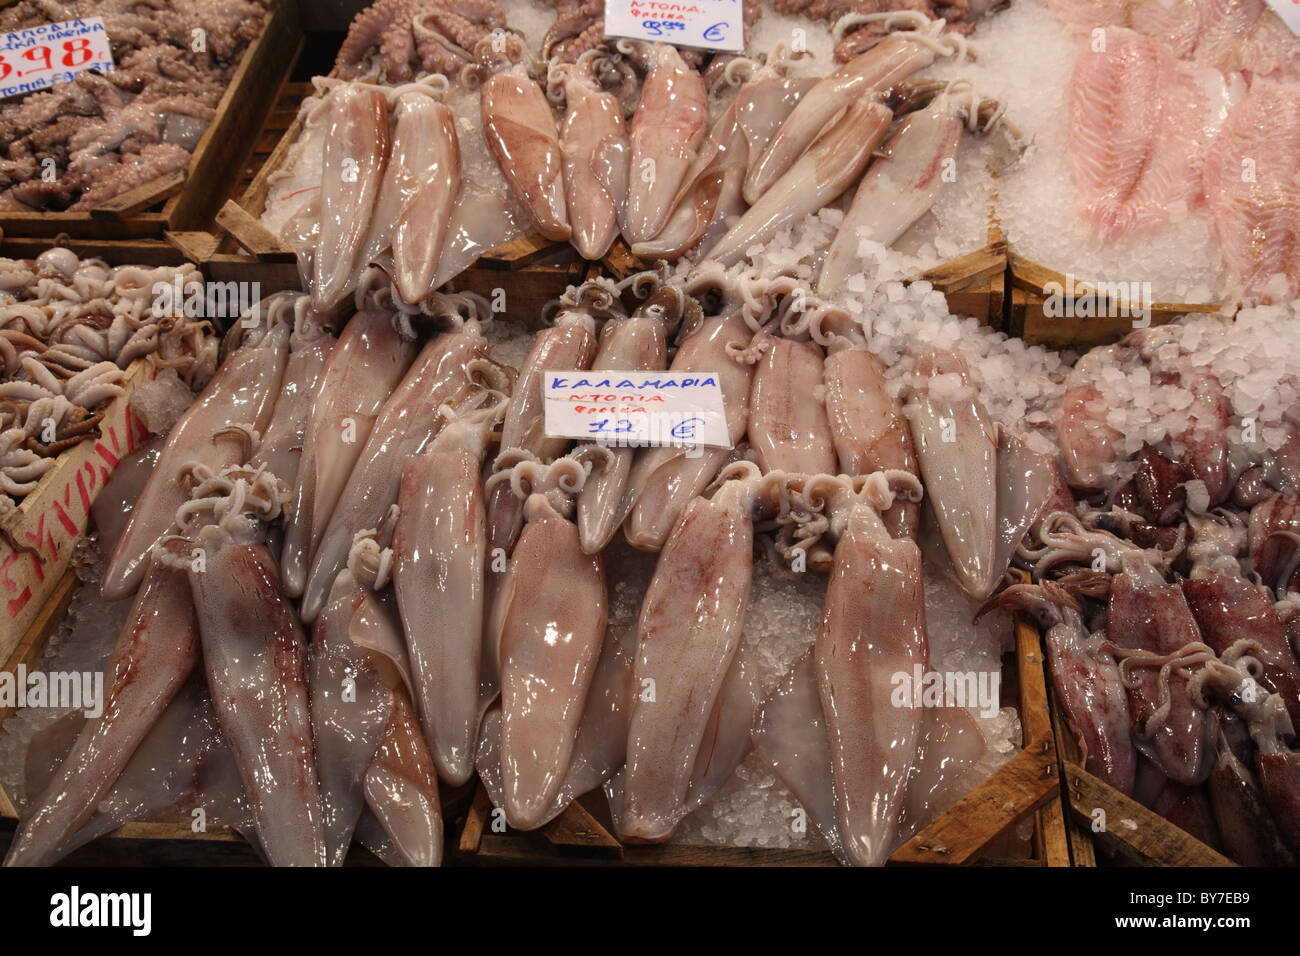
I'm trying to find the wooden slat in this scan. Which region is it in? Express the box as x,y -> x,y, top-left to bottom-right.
479,233 -> 570,270
0,238 -> 187,267
1007,251 -> 1227,347
539,800 -> 623,858
915,244 -> 1006,295
890,615 -> 1059,865
165,230 -> 221,265
88,170 -> 187,219
457,783 -> 494,855
215,200 -> 297,262
1062,764 -> 1234,866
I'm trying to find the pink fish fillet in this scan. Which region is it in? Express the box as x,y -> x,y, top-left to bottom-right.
1069,28 -> 1180,239
1202,80 -> 1300,302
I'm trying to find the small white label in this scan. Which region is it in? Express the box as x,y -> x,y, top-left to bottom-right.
543,370 -> 731,449
1264,0 -> 1300,36
0,18 -> 114,100
604,0 -> 745,53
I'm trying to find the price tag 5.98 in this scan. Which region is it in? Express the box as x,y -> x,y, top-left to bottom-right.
0,18 -> 114,100
604,0 -> 745,53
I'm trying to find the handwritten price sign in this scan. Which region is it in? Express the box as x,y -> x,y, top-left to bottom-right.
0,18 -> 114,100
543,370 -> 731,449
604,0 -> 744,52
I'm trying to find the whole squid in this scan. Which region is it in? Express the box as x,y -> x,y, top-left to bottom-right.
823,346 -> 920,538
904,348 -> 999,598
477,33 -> 570,241
362,79 -> 462,305
313,84 -> 391,311
618,40 -> 709,246
1105,552 -> 1216,787
575,279 -> 694,553
487,454 -> 607,829
483,282 -> 608,559
704,95 -> 892,268
620,270 -> 756,551
819,82 -> 997,296
251,296 -> 336,490
3,545 -> 200,867
985,578 -> 1136,795
744,13 -> 966,204
301,317 -> 509,622
746,333 -> 837,475
631,50 -> 815,261
166,465 -> 326,866
392,397 -> 506,785
103,299 -> 291,600
280,296 -> 416,598
549,51 -> 630,260
616,462 -> 784,841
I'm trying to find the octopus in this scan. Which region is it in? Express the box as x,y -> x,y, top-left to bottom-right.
0,0 -> 265,211
771,0 -> 1007,61
334,0 -> 508,80
0,249 -> 218,502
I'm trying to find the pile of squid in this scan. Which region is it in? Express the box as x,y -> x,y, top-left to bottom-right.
270,10 -> 1015,315
0,250 -> 217,509
0,0 -> 267,211
3,250 -> 1053,866
985,325 -> 1300,864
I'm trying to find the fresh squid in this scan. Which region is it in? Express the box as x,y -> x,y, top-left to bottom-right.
703,95 -> 892,267
985,577 -> 1136,794
631,50 -> 815,260
549,51 -> 630,260
313,85 -> 391,311
477,33 -> 570,241
575,280 -> 695,553
784,471 -> 930,865
616,462 -> 786,841
392,397 -> 506,785
251,297 -> 337,491
747,333 -> 837,475
618,40 -> 709,246
486,454 -> 607,829
823,346 -> 921,538
744,13 -> 967,204
103,300 -> 291,600
1104,552 -> 1215,787
619,271 -> 756,551
280,297 -> 415,599
301,318 -> 509,623
818,82 -> 1003,296
364,79 -> 462,306
164,465 -> 326,866
903,348 -> 999,598
309,576 -> 396,865
483,282 -> 608,559
3,546 -> 200,867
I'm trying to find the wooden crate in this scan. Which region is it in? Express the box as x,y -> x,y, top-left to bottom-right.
1005,253 -> 1225,349
456,615 -> 1067,867
0,360 -> 152,666
1047,689 -> 1234,867
0,0 -> 302,240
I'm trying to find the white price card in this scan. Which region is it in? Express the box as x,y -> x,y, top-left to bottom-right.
543,370 -> 732,449
1264,0 -> 1300,36
0,18 -> 113,100
604,0 -> 745,53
